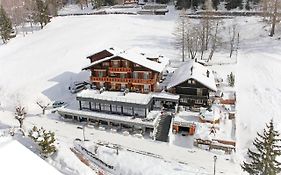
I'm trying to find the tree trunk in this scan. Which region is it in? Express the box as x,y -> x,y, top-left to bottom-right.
182,20 -> 185,62
207,22 -> 219,62
19,119 -> 23,129
269,0 -> 278,37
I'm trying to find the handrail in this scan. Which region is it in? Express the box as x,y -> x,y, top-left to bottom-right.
90,76 -> 156,84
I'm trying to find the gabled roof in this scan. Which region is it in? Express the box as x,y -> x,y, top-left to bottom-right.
167,60 -> 217,91
86,47 -> 123,59
82,48 -> 168,73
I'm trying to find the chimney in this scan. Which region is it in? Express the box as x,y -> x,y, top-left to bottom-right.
190,66 -> 193,75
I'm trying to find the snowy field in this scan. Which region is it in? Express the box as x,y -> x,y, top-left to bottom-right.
0,5 -> 281,175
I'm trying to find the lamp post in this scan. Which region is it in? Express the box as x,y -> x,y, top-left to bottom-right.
77,122 -> 90,141
213,155 -> 217,175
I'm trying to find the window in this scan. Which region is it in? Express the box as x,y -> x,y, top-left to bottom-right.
120,73 -> 126,79
197,89 -> 203,96
134,108 -> 145,117
195,99 -> 203,104
101,103 -> 111,111
192,80 -> 196,84
143,72 -> 149,79
90,102 -> 95,110
112,60 -> 120,67
133,72 -> 138,79
123,106 -> 133,115
102,62 -> 109,67
95,103 -> 100,110
116,105 -> 122,113
98,71 -> 104,78
81,101 -> 90,109
123,60 -> 129,67
188,80 -> 192,84
111,104 -> 117,113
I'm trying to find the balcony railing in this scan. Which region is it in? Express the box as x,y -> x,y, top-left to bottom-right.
108,67 -> 131,73
90,76 -> 156,84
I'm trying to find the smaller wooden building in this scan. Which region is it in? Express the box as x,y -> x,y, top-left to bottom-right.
167,60 -> 217,107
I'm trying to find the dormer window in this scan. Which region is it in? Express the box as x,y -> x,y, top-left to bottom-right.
188,80 -> 196,84
122,60 -> 129,67
102,62 -> 109,67
111,60 -> 120,67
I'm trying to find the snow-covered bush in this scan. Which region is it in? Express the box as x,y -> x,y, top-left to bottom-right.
29,126 -> 57,158
15,105 -> 27,132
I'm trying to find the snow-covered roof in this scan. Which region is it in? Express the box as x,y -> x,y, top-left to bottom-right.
58,108 -> 158,128
151,91 -> 180,101
77,89 -> 153,105
167,60 -> 217,91
0,138 -> 62,175
200,104 -> 224,122
174,111 -> 199,124
83,48 -> 169,73
86,47 -> 123,59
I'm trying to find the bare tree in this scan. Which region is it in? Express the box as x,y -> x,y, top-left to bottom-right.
77,0 -> 89,9
186,27 -> 201,60
207,21 -> 220,62
229,23 -> 239,58
36,100 -> 50,115
173,11 -> 189,62
15,105 -> 27,132
196,0 -> 220,60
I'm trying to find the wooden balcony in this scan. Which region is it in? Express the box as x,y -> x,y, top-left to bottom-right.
108,67 -> 131,73
90,76 -> 156,85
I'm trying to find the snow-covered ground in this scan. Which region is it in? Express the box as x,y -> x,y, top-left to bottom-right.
0,5 -> 281,175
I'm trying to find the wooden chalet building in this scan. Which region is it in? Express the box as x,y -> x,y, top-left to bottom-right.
167,60 -> 217,107
83,48 -> 168,93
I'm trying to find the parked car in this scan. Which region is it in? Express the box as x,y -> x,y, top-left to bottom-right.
69,81 -> 86,93
52,101 -> 66,108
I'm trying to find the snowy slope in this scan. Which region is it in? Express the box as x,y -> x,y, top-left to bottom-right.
237,39 -> 281,151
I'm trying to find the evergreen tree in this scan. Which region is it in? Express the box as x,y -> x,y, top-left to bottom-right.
156,0 -> 170,4
212,0 -> 220,10
0,6 -> 13,44
104,0 -> 115,6
176,0 -> 192,10
39,129 -> 56,157
225,0 -> 243,10
29,126 -> 57,157
227,72 -> 235,87
245,0 -> 251,10
241,119 -> 281,175
33,0 -> 50,29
